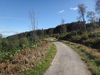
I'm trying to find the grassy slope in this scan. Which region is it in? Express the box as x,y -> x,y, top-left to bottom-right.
61,40 -> 100,75
20,43 -> 56,75
60,28 -> 100,50
0,39 -> 42,63
0,40 -> 57,75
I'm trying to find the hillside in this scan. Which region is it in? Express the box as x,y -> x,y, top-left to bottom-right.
3,21 -> 100,49
60,27 -> 100,50
0,0 -> 100,75
0,21 -> 100,75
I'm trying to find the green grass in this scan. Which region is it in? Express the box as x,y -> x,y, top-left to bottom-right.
20,43 -> 57,75
61,40 -> 100,75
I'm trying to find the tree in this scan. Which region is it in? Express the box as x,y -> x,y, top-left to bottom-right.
95,0 -> 100,14
61,19 -> 66,33
78,4 -> 87,22
29,10 -> 37,43
61,18 -> 65,25
78,4 -> 87,29
95,0 -> 100,24
87,11 -> 96,23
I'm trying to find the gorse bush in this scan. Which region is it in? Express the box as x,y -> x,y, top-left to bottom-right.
81,32 -> 89,40
71,35 -> 81,42
60,27 -> 100,50
88,32 -> 100,38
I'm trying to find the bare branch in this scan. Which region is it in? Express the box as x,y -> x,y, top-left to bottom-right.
95,0 -> 100,14
78,4 -> 87,22
87,11 -> 96,23
29,10 -> 37,40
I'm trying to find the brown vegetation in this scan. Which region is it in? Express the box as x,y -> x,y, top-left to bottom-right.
0,40 -> 50,75
62,40 -> 100,60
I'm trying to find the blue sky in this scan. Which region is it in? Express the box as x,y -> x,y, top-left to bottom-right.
0,0 -> 95,37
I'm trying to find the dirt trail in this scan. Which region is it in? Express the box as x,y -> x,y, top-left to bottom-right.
45,41 -> 92,75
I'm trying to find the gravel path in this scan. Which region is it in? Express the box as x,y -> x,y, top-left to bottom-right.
45,41 -> 92,75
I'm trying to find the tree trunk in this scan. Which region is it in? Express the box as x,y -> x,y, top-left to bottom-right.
83,15 -> 86,30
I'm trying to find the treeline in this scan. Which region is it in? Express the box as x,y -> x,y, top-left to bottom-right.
0,0 -> 99,54
0,21 -> 100,53
3,0 -> 100,47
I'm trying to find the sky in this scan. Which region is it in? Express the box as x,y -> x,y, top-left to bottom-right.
0,0 -> 96,37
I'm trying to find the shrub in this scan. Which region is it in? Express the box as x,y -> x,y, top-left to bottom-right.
0,38 -> 2,51
19,37 -> 29,48
70,35 -> 81,42
83,38 -> 94,46
53,34 -> 60,39
90,32 -> 100,38
92,38 -> 100,50
1,39 -> 9,52
80,32 -> 89,40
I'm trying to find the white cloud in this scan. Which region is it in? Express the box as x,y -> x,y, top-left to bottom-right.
58,10 -> 65,14
70,7 -> 78,10
0,31 -> 23,37
0,31 -> 22,34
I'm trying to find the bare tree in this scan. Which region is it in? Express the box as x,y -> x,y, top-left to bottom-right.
95,0 -> 100,14
95,0 -> 100,24
78,4 -> 87,29
29,10 -> 37,42
87,11 -> 96,23
60,18 -> 66,33
61,18 -> 65,25
78,4 -> 87,22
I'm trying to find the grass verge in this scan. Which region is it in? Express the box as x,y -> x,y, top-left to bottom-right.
61,40 -> 100,75
20,43 -> 56,75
